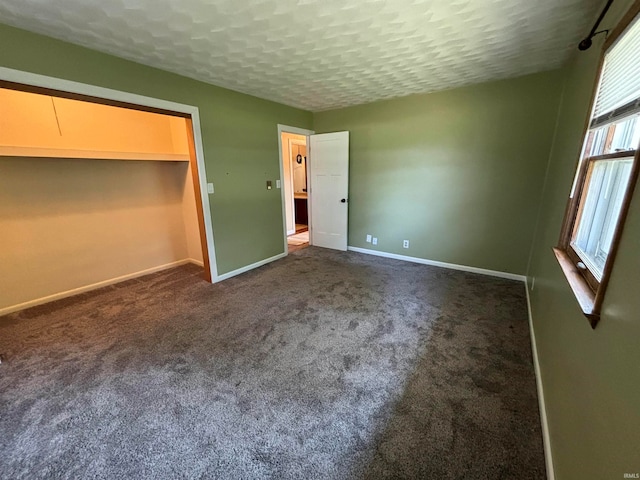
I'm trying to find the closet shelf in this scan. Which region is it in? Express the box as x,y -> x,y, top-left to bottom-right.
0,146 -> 189,162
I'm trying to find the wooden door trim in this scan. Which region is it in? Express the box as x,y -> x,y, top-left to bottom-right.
185,117 -> 212,282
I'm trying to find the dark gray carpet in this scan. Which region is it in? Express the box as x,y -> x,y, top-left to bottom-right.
0,247 -> 545,479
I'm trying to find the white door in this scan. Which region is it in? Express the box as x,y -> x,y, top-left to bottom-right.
309,131 -> 349,251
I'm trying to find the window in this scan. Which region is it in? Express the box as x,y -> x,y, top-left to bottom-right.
556,8 -> 640,328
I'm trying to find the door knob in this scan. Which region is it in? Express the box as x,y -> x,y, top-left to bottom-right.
340,198 -> 348,203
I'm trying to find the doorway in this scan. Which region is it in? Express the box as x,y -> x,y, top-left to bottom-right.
277,125 -> 350,254
288,137 -> 309,250
278,125 -> 314,253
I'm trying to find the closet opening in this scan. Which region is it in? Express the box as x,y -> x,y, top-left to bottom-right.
0,79 -> 213,315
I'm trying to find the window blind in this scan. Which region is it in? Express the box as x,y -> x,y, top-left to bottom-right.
592,16 -> 640,124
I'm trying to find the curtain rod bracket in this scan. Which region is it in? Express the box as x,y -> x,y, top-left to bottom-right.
578,0 -> 615,51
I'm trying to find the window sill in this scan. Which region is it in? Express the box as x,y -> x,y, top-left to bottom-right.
553,248 -> 600,328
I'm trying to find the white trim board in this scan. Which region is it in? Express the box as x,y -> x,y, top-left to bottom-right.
526,284 -> 556,480
0,66 -> 219,283
216,253 -> 286,281
347,246 -> 526,282
0,259 -> 203,316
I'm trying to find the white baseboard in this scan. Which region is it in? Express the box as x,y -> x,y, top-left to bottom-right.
526,284 -> 555,480
287,229 -> 295,236
188,258 -> 204,267
347,246 -> 526,282
0,258 -> 202,316
216,252 -> 287,282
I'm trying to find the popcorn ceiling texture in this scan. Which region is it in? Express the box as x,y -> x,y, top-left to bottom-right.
0,0 -> 599,111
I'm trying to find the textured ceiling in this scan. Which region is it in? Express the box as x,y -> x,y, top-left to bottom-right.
0,0 -> 600,111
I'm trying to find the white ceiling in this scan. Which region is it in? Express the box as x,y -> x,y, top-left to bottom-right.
0,0 -> 600,111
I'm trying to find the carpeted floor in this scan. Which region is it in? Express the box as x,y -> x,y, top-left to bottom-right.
0,247 -> 545,479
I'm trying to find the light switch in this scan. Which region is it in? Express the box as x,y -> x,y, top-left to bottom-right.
266,180 -> 272,190
207,183 -> 214,194
276,179 -> 281,189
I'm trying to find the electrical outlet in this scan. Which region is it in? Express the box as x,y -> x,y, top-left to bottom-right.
372,237 -> 378,245
403,240 -> 409,249
366,234 -> 372,243
276,179 -> 281,189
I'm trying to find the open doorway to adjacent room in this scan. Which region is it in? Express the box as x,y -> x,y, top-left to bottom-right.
278,125 -> 314,253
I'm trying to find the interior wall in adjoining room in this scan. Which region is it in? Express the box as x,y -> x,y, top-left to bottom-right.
313,70 -> 564,275
526,0 -> 640,478
292,143 -> 307,194
281,132 -> 306,235
0,157 -> 195,311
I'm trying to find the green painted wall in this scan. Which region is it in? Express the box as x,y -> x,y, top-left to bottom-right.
0,24 -> 313,275
313,71 -> 563,275
527,1 -> 640,478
